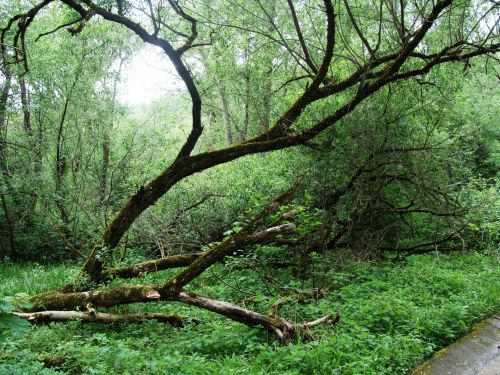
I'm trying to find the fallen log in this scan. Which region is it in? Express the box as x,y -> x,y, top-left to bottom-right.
24,178 -> 338,344
178,291 -> 339,344
31,285 -> 169,310
14,311 -> 198,326
18,293 -> 337,344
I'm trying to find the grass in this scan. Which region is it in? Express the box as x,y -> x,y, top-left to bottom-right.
0,251 -> 499,374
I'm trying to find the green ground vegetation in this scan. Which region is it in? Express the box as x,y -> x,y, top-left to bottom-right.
1,251 -> 498,374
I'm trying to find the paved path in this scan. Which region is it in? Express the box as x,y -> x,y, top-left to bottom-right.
412,316 -> 500,375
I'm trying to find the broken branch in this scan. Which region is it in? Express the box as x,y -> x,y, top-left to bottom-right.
14,311 -> 198,326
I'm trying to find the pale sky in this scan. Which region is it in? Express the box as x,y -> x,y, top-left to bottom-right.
117,45 -> 185,106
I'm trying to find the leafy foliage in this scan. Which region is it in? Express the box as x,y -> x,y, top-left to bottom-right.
0,295 -> 31,339
0,253 -> 498,374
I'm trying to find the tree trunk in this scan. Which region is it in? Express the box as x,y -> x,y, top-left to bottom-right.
19,76 -> 40,211
55,96 -> 70,226
100,62 -> 121,219
205,111 -> 216,151
262,74 -> 272,132
240,73 -> 250,142
99,130 -> 110,204
219,82 -> 233,146
261,0 -> 276,132
1,194 -> 17,259
19,77 -> 33,137
0,59 -> 16,258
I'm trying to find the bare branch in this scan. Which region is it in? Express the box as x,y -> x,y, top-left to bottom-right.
286,0 -> 319,73
34,16 -> 85,41
343,0 -> 375,57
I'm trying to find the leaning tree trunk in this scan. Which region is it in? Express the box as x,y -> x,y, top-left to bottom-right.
76,0 -> 464,283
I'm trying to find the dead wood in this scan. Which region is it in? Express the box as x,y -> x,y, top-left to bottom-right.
177,291 -> 339,344
104,252 -> 205,279
21,180 -> 338,343
14,310 -> 198,326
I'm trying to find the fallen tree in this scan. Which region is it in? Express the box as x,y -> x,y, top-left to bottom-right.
2,0 -> 498,342
23,179 -> 340,343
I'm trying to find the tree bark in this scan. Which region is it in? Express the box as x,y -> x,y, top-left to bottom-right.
19,77 -> 33,136
14,310 -> 198,326
1,193 -> 17,258
219,82 -> 233,146
31,284 -> 169,310
0,57 -> 16,258
55,95 -> 70,226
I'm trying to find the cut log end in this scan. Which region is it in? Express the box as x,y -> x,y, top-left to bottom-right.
145,290 -> 161,299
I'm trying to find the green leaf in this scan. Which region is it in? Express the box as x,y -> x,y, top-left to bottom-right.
0,312 -> 31,334
0,297 -> 15,313
13,293 -> 33,310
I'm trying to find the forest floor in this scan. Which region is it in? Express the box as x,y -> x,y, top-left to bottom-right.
0,251 -> 499,374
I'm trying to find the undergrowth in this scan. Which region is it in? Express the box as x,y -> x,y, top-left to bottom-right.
0,251 -> 498,374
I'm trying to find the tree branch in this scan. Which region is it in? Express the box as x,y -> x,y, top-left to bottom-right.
286,0 -> 318,73
14,310 -> 199,326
